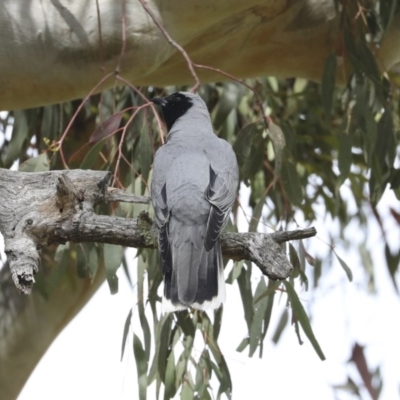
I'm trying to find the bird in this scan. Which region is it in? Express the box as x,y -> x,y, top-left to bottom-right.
150,92 -> 239,312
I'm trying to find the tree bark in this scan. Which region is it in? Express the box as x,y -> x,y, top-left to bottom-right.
1,0 -> 399,110
0,168 -> 316,294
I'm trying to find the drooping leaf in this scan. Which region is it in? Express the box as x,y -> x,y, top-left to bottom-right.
236,337 -> 249,353
233,122 -> 265,183
249,194 -> 266,232
283,281 -> 325,361
149,314 -> 172,385
4,109 -> 38,167
213,306 -> 223,341
321,53 -> 337,121
334,251 -> 353,282
267,121 -> 286,185
384,244 -> 400,293
249,278 -> 269,357
338,131 -> 352,183
181,380 -> 195,400
103,243 -> 124,294
120,308 -> 132,361
226,260 -> 243,284
202,314 -> 232,400
237,262 -> 254,333
289,243 -> 301,278
80,139 -> 107,169
89,112 -> 123,143
212,82 -> 242,130
259,280 -> 280,357
164,351 -> 176,400
133,334 -> 148,400
87,246 -> 99,280
280,156 -> 303,206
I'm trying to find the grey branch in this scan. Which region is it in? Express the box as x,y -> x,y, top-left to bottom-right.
0,168 -> 316,293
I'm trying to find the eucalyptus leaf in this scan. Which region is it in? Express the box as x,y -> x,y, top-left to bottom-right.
280,157 -> 303,206
133,334 -> 148,400
120,309 -> 132,361
321,53 -> 337,121
334,251 -> 353,282
267,121 -> 286,185
104,243 -> 124,294
283,281 -> 325,361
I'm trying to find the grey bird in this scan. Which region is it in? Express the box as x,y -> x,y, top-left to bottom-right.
151,92 -> 239,312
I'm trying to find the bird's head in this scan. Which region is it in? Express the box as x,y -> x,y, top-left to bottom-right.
151,92 -> 208,132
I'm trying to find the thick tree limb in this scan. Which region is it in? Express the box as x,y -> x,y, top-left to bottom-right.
0,168 -> 316,293
1,0 -> 399,110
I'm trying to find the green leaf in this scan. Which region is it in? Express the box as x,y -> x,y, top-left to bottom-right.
213,306 -> 223,341
249,278 -> 269,357
181,380 -> 195,400
19,152 -> 50,172
195,350 -> 212,400
260,280 -> 279,356
175,310 -> 196,337
272,309 -> 288,344
76,244 -> 88,278
212,82 -> 242,130
237,262 -> 254,333
149,314 -> 172,385
289,243 -> 301,277
120,309 -> 132,361
133,334 -> 148,400
226,260 -> 243,284
384,244 -> 399,293
283,281 -> 325,360
138,304 -> 151,363
249,195 -> 266,232
338,132 -> 352,183
236,337 -> 249,352
4,109 -> 38,167
87,246 -> 99,280
321,53 -> 337,121
139,120 -> 152,194
203,314 -> 232,400
267,121 -> 286,185
280,156 -> 303,206
233,122 -> 264,182
103,243 -> 124,294
80,139 -> 107,169
334,251 -> 353,282
164,352 -> 176,400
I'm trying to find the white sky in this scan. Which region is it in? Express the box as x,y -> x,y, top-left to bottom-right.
13,186 -> 400,400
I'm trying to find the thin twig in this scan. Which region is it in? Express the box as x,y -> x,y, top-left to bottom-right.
112,104 -> 147,186
56,71 -> 115,168
138,0 -> 201,92
138,0 -> 269,130
116,75 -> 165,143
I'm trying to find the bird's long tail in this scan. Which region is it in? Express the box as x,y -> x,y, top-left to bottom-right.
162,220 -> 225,313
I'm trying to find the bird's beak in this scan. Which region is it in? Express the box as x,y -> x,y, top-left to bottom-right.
151,97 -> 167,107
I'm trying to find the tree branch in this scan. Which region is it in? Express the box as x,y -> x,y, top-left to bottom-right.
0,168 -> 316,293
